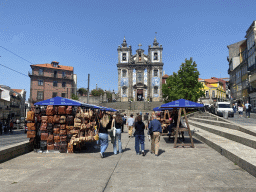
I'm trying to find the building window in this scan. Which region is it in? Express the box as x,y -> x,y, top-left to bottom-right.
37,91 -> 44,100
122,70 -> 127,77
154,87 -> 158,94
62,71 -> 66,78
61,93 -> 66,98
154,52 -> 158,60
54,71 -> 57,78
139,53 -> 141,62
53,62 -> 58,67
154,69 -> 158,77
39,68 -> 43,76
137,72 -> 142,82
205,91 -> 209,98
212,90 -> 215,98
38,80 -> 43,86
52,92 -> 57,98
53,81 -> 58,87
122,53 -> 126,61
122,87 -> 127,95
62,82 -> 66,87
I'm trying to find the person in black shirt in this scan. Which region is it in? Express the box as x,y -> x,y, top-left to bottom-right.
112,113 -> 123,154
134,115 -> 145,156
97,114 -> 110,158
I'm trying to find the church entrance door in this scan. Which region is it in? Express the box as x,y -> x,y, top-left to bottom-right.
137,89 -> 143,101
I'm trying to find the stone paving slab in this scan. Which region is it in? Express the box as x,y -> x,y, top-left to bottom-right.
0,128 -> 256,191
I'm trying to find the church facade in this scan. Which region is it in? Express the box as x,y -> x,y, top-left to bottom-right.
117,37 -> 164,102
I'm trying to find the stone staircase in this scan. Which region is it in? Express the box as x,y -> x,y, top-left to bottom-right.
188,112 -> 256,177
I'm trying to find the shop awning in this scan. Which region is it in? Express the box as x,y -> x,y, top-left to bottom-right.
34,96 -> 82,106
161,99 -> 204,108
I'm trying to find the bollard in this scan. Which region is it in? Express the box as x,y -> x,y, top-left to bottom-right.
224,111 -> 228,119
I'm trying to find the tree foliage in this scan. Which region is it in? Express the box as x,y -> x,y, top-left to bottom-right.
162,58 -> 205,103
77,88 -> 87,96
91,88 -> 104,96
71,93 -> 79,100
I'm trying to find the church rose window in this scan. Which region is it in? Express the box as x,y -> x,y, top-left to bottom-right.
122,53 -> 126,61
154,52 -> 158,60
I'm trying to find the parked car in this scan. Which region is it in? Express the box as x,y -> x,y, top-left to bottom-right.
215,102 -> 234,117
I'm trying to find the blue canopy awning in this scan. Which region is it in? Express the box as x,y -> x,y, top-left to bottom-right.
34,96 -> 82,106
161,99 -> 204,108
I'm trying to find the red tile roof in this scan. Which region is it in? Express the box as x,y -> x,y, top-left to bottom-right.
162,74 -> 169,78
12,89 -> 23,93
31,63 -> 73,71
204,79 -> 218,83
198,78 -> 203,80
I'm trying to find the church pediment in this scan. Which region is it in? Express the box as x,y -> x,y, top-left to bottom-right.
133,83 -> 147,88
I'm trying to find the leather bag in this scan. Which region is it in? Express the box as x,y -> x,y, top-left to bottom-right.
66,106 -> 72,115
53,115 -> 60,123
27,123 -> 36,131
60,130 -> 67,136
66,116 -> 74,125
53,128 -> 60,134
41,132 -> 48,140
47,116 -> 54,124
59,116 -> 66,124
27,111 -> 35,122
60,124 -> 66,130
54,136 -> 60,143
47,144 -> 54,151
58,106 -> 66,115
27,130 -> 36,138
47,134 -> 54,143
46,105 -> 55,116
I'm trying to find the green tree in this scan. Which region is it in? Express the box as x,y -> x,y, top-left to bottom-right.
71,93 -> 79,100
77,88 -> 87,96
91,88 -> 104,96
162,58 -> 205,103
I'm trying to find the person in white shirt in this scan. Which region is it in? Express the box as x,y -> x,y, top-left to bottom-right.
244,101 -> 251,118
238,104 -> 243,118
127,114 -> 135,138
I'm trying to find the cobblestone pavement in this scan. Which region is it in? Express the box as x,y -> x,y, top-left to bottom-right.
0,129 -> 27,150
1,125 -> 256,192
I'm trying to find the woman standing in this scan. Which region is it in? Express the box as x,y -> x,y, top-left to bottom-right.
134,115 -> 145,156
238,104 -> 243,118
112,113 -> 123,154
98,114 -> 110,158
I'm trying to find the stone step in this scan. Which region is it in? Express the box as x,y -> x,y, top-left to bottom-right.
190,125 -> 256,177
189,117 -> 256,137
189,119 -> 256,149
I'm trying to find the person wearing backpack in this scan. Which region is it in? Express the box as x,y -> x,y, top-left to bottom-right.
245,101 -> 251,118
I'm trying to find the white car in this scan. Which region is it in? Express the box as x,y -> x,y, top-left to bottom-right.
215,102 -> 234,117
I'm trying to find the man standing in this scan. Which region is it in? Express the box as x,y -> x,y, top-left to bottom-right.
9,120 -> 13,133
127,114 -> 134,138
245,101 -> 251,118
148,115 -> 162,156
122,114 -> 127,133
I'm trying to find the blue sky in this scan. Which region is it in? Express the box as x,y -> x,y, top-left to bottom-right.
0,0 -> 255,100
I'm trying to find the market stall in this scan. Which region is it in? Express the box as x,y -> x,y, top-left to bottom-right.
160,99 -> 204,148
27,97 -> 118,153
